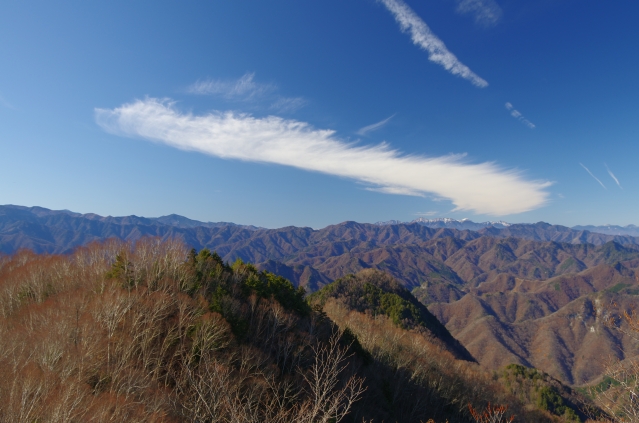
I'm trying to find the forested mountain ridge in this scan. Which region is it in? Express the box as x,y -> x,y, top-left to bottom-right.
381,217 -> 639,238
5,205 -> 639,389
0,205 -> 263,254
3,205 -> 639,256
0,204 -> 262,230
307,269 -> 475,362
255,234 -> 639,386
0,238 -> 592,422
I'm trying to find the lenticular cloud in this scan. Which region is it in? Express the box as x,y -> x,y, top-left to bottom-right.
95,98 -> 549,215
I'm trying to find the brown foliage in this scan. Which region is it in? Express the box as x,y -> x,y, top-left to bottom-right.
322,298 -> 554,422
590,307 -> 639,422
468,403 -> 515,423
0,238 -> 365,422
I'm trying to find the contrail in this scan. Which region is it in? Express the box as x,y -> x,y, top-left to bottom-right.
580,163 -> 606,189
379,0 -> 488,88
605,163 -> 622,188
357,114 -> 395,135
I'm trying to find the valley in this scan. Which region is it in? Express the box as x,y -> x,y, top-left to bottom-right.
4,205 -> 639,421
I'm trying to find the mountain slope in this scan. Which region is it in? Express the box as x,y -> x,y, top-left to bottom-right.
380,217 -> 639,238
429,265 -> 639,385
5,205 -> 639,389
309,269 -> 474,361
1,238 -> 584,423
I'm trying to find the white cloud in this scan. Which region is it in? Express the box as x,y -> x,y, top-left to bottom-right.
187,73 -> 275,100
456,0 -> 503,27
357,114 -> 395,136
95,98 -> 550,215
579,163 -> 606,189
605,163 -> 622,188
505,102 -> 535,129
379,0 -> 488,88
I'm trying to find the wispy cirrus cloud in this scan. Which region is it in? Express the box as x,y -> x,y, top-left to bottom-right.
580,163 -> 606,189
505,103 -> 535,129
357,114 -> 395,136
95,98 -> 550,215
455,0 -> 503,27
187,73 -> 275,100
605,163 -> 622,188
415,211 -> 438,216
189,73 -> 306,114
270,96 -> 307,113
379,0 -> 488,88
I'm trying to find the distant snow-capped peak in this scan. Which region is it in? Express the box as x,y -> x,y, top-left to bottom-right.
412,218 -> 511,227
374,218 -> 512,228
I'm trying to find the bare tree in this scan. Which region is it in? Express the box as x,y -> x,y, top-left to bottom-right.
594,358 -> 639,422
297,330 -> 366,423
468,403 -> 515,423
590,309 -> 639,422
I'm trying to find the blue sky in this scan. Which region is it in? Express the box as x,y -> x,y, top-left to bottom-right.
1,0 -> 638,228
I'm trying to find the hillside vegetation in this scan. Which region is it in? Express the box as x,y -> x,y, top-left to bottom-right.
0,238 -> 598,422
4,207 -> 639,389
0,239 -> 362,422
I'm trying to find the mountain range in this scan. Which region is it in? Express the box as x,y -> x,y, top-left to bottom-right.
379,216 -> 639,237
3,205 -> 639,256
4,204 -> 639,387
376,217 -> 512,230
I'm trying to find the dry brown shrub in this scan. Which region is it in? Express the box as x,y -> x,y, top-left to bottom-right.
0,238 -> 369,422
323,298 -> 553,422
0,240 -> 193,422
590,308 -> 639,422
468,403 -> 515,423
